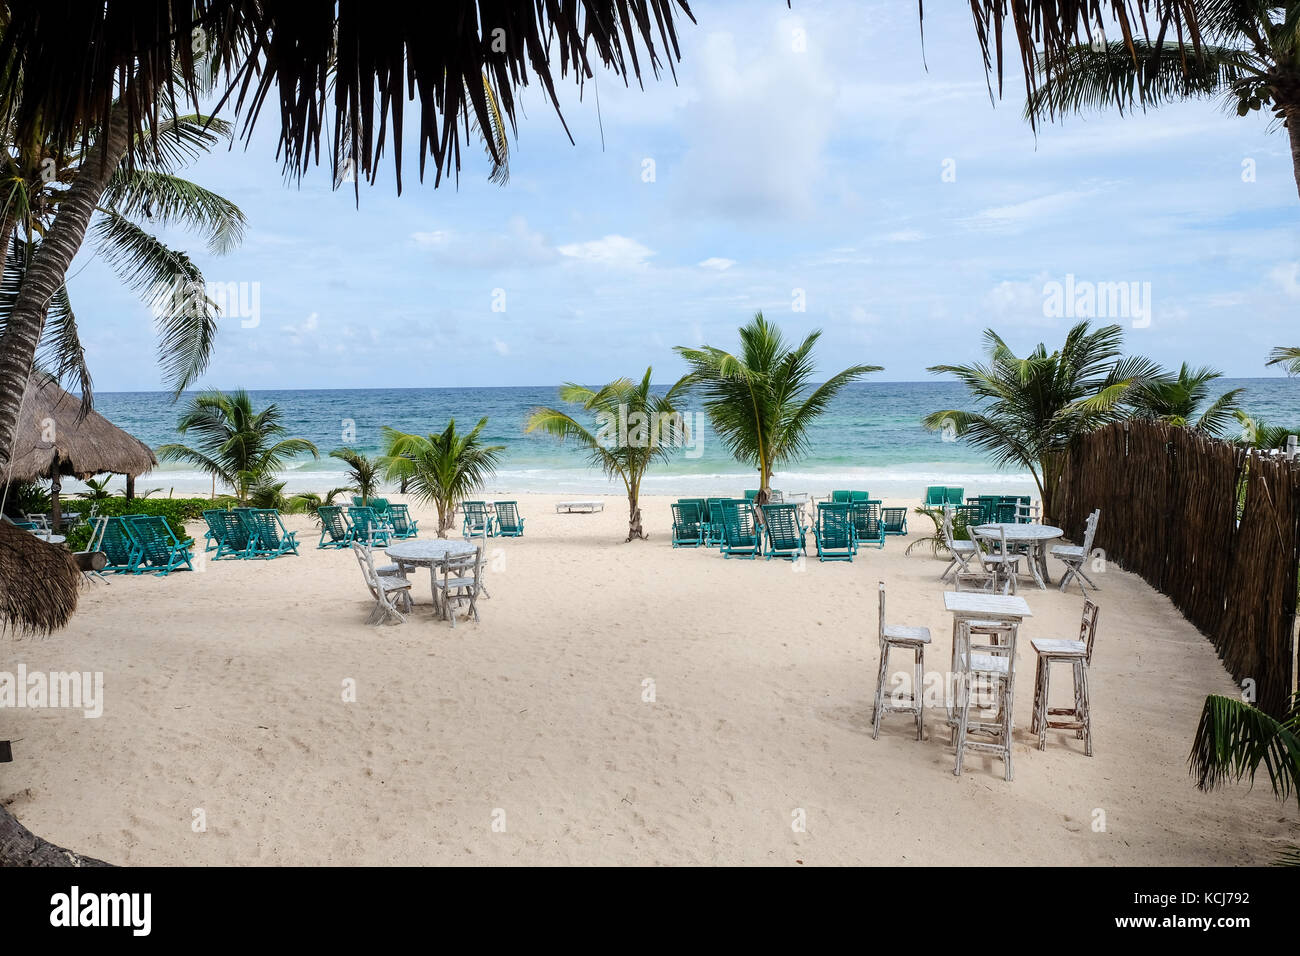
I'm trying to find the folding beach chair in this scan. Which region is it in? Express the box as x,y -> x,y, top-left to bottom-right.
246,509 -> 300,557
98,516 -> 144,574
493,500 -> 525,537
348,506 -> 392,546
670,501 -> 705,548
881,507 -> 908,535
718,500 -> 762,558
760,503 -> 806,560
126,515 -> 194,576
462,501 -> 494,539
388,503 -> 419,539
850,499 -> 886,550
813,502 -> 855,561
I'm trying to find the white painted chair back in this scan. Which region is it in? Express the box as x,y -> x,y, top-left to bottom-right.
1081,509 -> 1100,555
1080,599 -> 1100,665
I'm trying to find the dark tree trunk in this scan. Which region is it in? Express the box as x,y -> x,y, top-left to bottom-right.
125,474 -> 135,500
49,471 -> 61,529
0,104 -> 130,471
1286,103 -> 1300,201
0,803 -> 111,866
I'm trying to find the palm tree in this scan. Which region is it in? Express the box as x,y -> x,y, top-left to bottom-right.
1233,409 -> 1300,449
378,419 -> 504,536
155,389 -> 319,504
74,476 -> 114,502
1024,4 -> 1300,197
526,369 -> 690,541
1267,346 -> 1300,375
674,313 -> 880,505
923,322 -> 1158,523
1129,363 -> 1243,435
329,448 -> 383,504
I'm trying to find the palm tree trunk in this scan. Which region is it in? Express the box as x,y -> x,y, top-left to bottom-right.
0,104 -> 130,470
626,494 -> 645,541
1286,103 -> 1300,201
0,803 -> 110,866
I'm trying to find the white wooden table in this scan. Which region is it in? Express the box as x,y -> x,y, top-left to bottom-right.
556,500 -> 603,513
944,591 -> 1033,735
974,523 -> 1063,589
385,539 -> 478,614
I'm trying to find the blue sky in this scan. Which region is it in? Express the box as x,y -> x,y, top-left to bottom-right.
69,1 -> 1299,392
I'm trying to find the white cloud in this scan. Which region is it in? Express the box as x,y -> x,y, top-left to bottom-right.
1269,262 -> 1300,298
557,235 -> 654,268
698,257 -> 736,270
492,338 -> 510,356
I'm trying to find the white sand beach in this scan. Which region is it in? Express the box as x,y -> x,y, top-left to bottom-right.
1,493 -> 1294,866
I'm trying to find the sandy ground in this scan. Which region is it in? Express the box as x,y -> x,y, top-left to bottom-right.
1,492 -> 1295,866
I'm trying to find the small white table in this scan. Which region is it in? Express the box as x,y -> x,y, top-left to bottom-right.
943,590 -> 1032,668
31,532 -> 66,545
974,523 -> 1063,589
385,539 -> 478,614
556,500 -> 603,513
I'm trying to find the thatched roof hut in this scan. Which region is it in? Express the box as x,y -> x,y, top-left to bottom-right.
0,518 -> 79,635
3,372 -> 156,485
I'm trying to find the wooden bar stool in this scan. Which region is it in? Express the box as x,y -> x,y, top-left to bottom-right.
873,581 -> 930,741
1030,600 -> 1100,754
952,619 -> 1019,781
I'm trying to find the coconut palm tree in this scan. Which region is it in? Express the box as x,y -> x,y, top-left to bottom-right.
526,370 -> 690,541
155,389 -> 319,504
329,448 -> 384,505
1024,3 -> 1300,197
1129,363 -> 1244,435
1267,346 -> 1300,375
378,419 -> 504,537
1232,409 -> 1300,449
674,313 -> 880,506
923,322 -> 1158,523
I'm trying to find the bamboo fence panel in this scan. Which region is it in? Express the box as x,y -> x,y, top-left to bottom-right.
1054,421 -> 1300,718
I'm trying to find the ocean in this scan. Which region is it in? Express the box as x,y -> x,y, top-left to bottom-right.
87,379 -> 1300,500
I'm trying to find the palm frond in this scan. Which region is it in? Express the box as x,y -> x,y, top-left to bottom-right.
1190,693 -> 1300,808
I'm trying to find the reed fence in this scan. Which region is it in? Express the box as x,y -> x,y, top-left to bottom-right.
1053,420 -> 1300,719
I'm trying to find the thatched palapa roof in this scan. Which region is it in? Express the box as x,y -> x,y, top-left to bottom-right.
0,519 -> 79,635
3,372 -> 156,483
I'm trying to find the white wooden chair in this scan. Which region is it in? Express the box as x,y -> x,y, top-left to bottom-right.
955,529 -> 1018,594
872,581 -> 930,740
980,526 -> 1021,594
1052,508 -> 1100,594
951,618 -> 1019,781
433,545 -> 484,628
352,542 -> 413,625
940,505 -> 978,582
1031,600 -> 1099,755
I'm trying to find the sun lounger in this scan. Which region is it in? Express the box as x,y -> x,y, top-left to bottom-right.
814,502 -> 855,561
671,501 -> 705,548
317,505 -> 352,549
125,515 -> 194,576
761,503 -> 806,560
556,500 -> 604,513
493,500 -> 525,537
718,500 -> 762,558
387,503 -> 419,539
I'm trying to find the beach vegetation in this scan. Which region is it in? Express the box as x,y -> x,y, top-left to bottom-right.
379,418 -> 504,537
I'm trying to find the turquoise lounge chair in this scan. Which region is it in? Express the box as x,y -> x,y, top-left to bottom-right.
388,503 -> 419,539
761,503 -> 806,561
462,501 -> 494,539
849,490 -> 871,504
814,502 -> 855,561
493,500 -> 525,537
743,489 -> 760,502
670,501 -> 705,548
831,490 -> 852,504
126,515 -> 194,576
99,516 -> 144,573
246,508 -> 300,557
200,509 -> 223,552
924,486 -> 947,508
851,499 -> 886,550
205,509 -> 255,559
370,497 -> 396,529
882,507 -> 908,535
718,501 -> 762,558
349,506 -> 392,546
317,505 -> 353,548
946,487 -> 966,506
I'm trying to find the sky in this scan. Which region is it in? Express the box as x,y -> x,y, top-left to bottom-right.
67,1 -> 1300,392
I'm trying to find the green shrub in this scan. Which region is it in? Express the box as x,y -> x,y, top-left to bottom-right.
67,496 -> 212,548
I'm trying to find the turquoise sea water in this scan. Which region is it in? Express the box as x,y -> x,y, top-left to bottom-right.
87,379 -> 1300,499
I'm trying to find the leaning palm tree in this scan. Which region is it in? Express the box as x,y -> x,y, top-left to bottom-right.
526,369 -> 690,541
378,418 -> 504,536
1129,363 -> 1243,435
923,322 -> 1158,523
1024,4 -> 1300,197
329,448 -> 383,504
156,389 -> 319,504
674,313 -> 880,505
1267,346 -> 1300,376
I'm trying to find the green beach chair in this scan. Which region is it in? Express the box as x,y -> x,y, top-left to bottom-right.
977,495 -> 1001,525
126,515 -> 194,576
317,505 -> 353,549
831,490 -> 852,504
348,506 -> 392,546
945,487 -> 966,506
246,509 -> 300,557
851,499 -> 886,550
493,500 -> 525,537
388,503 -> 419,539
813,502 -> 855,562
761,503 -> 806,561
370,497 -> 396,529
718,501 -> 762,558
704,497 -> 730,546
742,489 -> 760,502
924,486 -> 947,508
462,501 -> 494,539
849,490 -> 870,504
204,509 -> 253,559
670,501 -> 705,548
99,516 -> 144,574
882,507 -> 908,536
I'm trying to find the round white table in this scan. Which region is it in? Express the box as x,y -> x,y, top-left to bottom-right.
973,523 -> 1063,589
384,539 -> 478,614
31,532 -> 66,545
